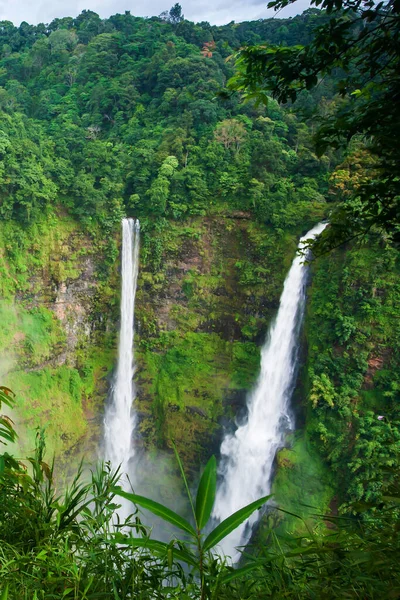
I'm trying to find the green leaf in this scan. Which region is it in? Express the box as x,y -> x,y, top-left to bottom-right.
219,561 -> 264,584
203,494 -> 271,552
195,455 -> 217,530
112,488 -> 197,537
0,585 -> 8,600
382,496 -> 400,505
286,545 -> 333,557
113,534 -> 198,568
172,441 -> 197,525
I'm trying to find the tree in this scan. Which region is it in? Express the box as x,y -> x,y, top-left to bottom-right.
227,0 -> 400,252
48,29 -> 78,54
169,3 -> 184,24
214,119 -> 247,152
160,3 -> 185,24
146,155 -> 179,215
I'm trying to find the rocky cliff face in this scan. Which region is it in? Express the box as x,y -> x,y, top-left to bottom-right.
135,215 -> 298,469
52,257 -> 95,360
0,214 -> 119,466
1,211 -> 300,471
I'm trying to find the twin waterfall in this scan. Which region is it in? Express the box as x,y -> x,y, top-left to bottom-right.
212,222 -> 326,561
104,218 -> 140,515
104,218 -> 325,550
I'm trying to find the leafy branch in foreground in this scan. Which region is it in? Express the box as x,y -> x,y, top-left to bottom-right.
113,448 -> 271,600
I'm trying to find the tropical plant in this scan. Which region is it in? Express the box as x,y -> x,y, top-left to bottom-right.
113,446 -> 271,600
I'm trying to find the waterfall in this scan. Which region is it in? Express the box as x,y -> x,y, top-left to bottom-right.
212,222 -> 327,561
104,218 -> 140,514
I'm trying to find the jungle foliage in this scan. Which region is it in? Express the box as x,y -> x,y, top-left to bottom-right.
1,388 -> 400,599
0,8 -> 331,465
305,238 -> 400,511
0,9 -> 331,230
0,5 -> 399,598
227,0 -> 400,252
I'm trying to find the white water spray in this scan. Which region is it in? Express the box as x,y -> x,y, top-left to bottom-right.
104,218 -> 140,513
212,223 -> 327,561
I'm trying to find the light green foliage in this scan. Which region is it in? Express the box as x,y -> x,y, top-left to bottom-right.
140,332 -> 231,411
0,213 -> 118,463
309,373 -> 336,408
0,301 -> 65,367
147,156 -> 179,215
6,367 -> 86,458
0,213 -> 80,297
271,435 -> 334,536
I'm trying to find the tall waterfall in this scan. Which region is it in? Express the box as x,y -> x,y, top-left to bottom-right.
104,218 -> 140,511
212,222 -> 327,561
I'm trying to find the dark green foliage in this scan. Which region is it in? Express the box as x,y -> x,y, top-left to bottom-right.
305,239 -> 400,509
1,392 -> 400,599
227,0 -> 400,250
0,9 -> 329,231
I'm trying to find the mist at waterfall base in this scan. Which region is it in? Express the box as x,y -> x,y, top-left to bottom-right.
212,222 -> 327,562
104,218 -> 140,520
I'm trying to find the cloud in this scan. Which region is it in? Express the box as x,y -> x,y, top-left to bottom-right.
188,0 -> 311,25
0,0 -> 310,27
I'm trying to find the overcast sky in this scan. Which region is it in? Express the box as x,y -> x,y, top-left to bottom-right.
0,0 -> 311,27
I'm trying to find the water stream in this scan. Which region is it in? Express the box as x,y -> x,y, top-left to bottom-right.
104,218 -> 140,516
212,223 -> 327,561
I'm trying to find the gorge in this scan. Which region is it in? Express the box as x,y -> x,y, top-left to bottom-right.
0,5 -> 399,597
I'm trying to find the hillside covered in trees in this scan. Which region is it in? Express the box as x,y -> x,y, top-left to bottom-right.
0,7 -> 331,463
0,3 -> 399,598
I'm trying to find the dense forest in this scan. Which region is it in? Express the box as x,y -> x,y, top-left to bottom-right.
0,6 -> 331,463
0,1 -> 399,597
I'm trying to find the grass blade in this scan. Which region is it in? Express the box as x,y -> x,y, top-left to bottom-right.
195,455 -> 217,530
219,561 -> 264,584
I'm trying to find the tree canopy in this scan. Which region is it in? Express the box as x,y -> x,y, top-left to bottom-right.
0,9 -> 333,232
228,0 -> 400,252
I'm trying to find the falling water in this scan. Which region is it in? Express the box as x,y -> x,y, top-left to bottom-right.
212,222 -> 327,561
104,218 -> 140,514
